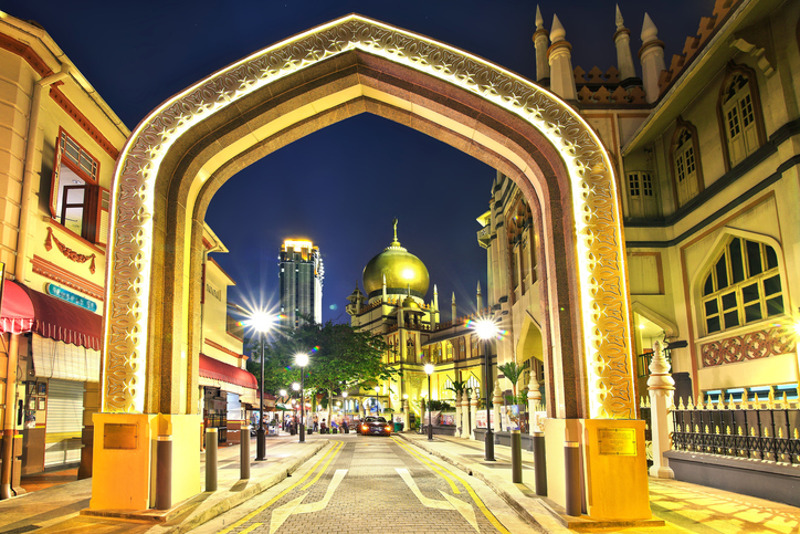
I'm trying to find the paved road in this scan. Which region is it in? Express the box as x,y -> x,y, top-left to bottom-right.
190,433 -> 537,534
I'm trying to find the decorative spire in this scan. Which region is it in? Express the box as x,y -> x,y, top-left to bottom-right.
391,217 -> 400,246
532,5 -> 550,83
615,4 -> 624,30
476,281 -> 483,312
550,14 -> 566,42
639,12 -> 666,103
535,5 -> 544,30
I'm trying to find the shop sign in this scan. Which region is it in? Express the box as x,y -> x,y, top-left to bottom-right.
46,284 -> 97,312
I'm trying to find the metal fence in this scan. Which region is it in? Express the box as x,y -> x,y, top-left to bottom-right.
671,392 -> 800,464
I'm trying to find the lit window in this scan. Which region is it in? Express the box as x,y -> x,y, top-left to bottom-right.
722,73 -> 760,167
702,237 -> 783,334
50,129 -> 108,245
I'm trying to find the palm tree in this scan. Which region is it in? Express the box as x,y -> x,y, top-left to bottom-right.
445,379 -> 472,402
497,360 -> 529,405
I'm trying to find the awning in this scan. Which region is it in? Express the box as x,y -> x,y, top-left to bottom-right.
0,280 -> 35,334
199,353 -> 258,390
23,286 -> 102,350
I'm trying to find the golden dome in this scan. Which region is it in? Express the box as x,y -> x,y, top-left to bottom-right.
363,220 -> 430,299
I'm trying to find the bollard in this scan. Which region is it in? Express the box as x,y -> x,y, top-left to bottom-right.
240,426 -> 251,480
511,430 -> 522,483
155,435 -> 172,510
532,431 -> 547,496
205,428 -> 218,492
564,441 -> 581,516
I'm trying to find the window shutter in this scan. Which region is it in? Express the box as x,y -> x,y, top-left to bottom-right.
49,134 -> 64,219
95,188 -> 110,246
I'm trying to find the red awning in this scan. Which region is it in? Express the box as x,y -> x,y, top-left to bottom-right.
0,281 -> 35,334
23,286 -> 103,350
199,353 -> 258,390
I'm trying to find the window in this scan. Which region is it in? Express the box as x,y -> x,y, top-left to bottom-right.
626,171 -> 657,217
50,129 -> 109,245
721,73 -> 761,167
701,237 -> 783,335
672,127 -> 700,207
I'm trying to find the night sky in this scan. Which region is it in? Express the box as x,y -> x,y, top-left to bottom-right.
5,0 -> 713,323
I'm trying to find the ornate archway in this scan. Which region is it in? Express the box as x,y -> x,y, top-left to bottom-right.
95,15 -> 644,517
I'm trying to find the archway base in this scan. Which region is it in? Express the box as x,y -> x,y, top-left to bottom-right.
89,413 -> 200,510
544,418 -> 650,521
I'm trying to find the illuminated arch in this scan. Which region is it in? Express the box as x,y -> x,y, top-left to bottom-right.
103,15 -> 634,419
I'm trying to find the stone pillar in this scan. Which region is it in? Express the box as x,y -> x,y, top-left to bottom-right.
454,394 -> 463,438
402,398 -> 410,431
492,380 -> 503,434
547,14 -> 577,101
461,391 -> 471,439
470,390 -> 479,440
639,13 -> 666,103
614,5 -> 636,81
527,371 -> 542,434
648,341 -> 675,479
532,5 -> 550,83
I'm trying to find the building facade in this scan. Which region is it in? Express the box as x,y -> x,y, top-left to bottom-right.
279,239 -> 324,329
483,0 -> 800,410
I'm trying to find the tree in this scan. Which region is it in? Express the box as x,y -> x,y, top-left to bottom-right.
445,379 -> 472,402
497,360 -> 529,406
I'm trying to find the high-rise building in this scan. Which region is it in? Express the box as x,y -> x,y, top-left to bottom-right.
278,239 -> 324,328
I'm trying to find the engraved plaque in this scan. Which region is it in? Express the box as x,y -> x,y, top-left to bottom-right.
597,428 -> 637,456
103,423 -> 138,450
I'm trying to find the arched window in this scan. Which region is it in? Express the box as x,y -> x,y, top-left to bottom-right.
719,69 -> 763,168
701,237 -> 783,335
671,123 -> 702,207
466,375 -> 480,397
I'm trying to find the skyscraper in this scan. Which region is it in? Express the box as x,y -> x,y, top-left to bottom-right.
278,239 -> 324,328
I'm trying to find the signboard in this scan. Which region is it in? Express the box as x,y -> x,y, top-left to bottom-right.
597,428 -> 637,456
46,283 -> 97,312
103,423 -> 138,450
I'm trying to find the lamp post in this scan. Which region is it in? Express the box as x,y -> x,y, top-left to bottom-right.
342,391 -> 348,426
374,385 -> 380,417
295,352 -> 309,442
279,389 -> 287,427
245,312 -> 275,461
424,363 -> 434,441
472,317 -> 499,461
291,382 -> 300,435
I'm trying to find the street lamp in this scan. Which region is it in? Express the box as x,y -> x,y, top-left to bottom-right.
245,311 -> 275,461
424,363 -> 434,441
295,352 -> 309,443
472,317 -> 499,461
374,385 -> 380,416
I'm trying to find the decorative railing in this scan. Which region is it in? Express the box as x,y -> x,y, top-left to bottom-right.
671,391 -> 800,464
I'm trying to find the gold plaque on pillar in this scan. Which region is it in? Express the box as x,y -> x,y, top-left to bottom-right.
103,423 -> 138,449
597,428 -> 636,456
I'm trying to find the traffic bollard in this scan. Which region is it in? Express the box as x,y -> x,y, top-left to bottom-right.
155,435 -> 172,510
205,428 -> 218,492
565,441 -> 581,516
240,426 -> 250,480
532,431 -> 547,496
511,430 -> 522,483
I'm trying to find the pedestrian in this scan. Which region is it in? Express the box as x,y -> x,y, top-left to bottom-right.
313,415 -> 319,433
321,418 -> 328,434
342,418 -> 349,433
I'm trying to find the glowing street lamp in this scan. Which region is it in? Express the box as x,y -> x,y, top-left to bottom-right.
279,389 -> 287,425
244,311 -> 276,461
424,363 -> 435,441
471,317 -> 499,461
295,352 -> 309,443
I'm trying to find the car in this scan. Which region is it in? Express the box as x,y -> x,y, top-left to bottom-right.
359,416 -> 392,436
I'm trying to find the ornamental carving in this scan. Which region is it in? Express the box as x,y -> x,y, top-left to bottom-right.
45,227 -> 96,274
701,327 -> 795,367
105,15 -> 633,417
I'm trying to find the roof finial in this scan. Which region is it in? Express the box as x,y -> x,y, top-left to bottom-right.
535,5 -> 544,30
615,4 -> 625,30
391,217 -> 400,246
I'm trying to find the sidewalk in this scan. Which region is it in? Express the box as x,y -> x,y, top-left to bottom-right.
0,434 -> 326,534
397,432 -> 800,533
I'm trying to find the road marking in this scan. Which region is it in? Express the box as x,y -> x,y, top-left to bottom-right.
238,522 -> 263,534
393,438 -> 511,534
269,469 -> 348,534
217,440 -> 344,534
392,436 -> 461,494
300,440 -> 344,490
396,467 -> 479,532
